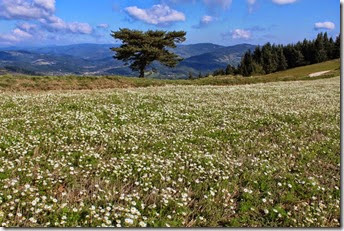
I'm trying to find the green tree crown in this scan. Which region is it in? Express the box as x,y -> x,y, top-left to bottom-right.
110,28 -> 186,78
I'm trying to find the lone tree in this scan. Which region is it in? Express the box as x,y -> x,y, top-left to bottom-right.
110,28 -> 186,78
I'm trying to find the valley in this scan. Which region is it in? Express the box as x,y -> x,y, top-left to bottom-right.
0,43 -> 255,78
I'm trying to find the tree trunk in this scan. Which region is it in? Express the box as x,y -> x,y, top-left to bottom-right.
139,68 -> 145,78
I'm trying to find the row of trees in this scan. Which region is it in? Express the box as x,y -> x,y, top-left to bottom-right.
214,32 -> 340,77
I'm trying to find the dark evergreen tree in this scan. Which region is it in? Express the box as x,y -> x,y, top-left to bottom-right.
271,45 -> 280,72
223,32 -> 338,78
240,50 -> 254,76
323,32 -> 335,59
252,46 -> 263,65
327,37 -> 335,59
283,45 -> 304,68
277,47 -> 288,71
333,34 -> 340,59
213,69 -> 225,76
300,39 -> 312,65
261,43 -> 278,74
225,64 -> 235,75
314,32 -> 328,63
188,72 -> 194,80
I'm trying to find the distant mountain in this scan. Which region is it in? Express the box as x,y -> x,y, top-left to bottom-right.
0,43 -> 256,78
0,50 -> 93,75
30,43 -> 118,60
179,44 -> 256,72
173,43 -> 225,58
29,43 -> 224,60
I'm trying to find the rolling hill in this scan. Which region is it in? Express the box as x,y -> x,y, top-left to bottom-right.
0,43 -> 255,78
179,44 -> 256,72
0,59 -> 339,91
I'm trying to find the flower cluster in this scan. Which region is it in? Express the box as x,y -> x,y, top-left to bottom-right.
0,77 -> 340,227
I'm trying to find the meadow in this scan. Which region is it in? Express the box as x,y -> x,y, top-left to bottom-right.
0,59 -> 339,91
0,75 -> 340,227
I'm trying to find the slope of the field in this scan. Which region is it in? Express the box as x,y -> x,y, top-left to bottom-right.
0,76 -> 340,227
0,59 -> 339,91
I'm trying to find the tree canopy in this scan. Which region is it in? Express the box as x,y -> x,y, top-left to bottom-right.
110,28 -> 186,78
213,32 -> 340,77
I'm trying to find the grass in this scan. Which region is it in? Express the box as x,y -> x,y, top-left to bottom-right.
0,59 -> 340,91
0,76 -> 340,227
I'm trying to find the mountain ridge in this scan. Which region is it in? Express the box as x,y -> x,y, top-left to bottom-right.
0,43 -> 256,78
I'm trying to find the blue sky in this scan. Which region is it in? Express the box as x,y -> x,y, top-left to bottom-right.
0,0 -> 339,47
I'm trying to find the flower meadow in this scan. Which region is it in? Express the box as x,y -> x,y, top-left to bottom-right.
0,77 -> 340,227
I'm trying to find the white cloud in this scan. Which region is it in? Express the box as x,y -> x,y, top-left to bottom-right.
203,0 -> 232,9
231,29 -> 252,39
40,16 -> 93,34
0,0 -> 93,43
125,4 -> 186,25
0,0 -> 53,20
314,21 -> 335,30
12,28 -> 33,39
193,15 -> 215,28
201,15 -> 214,24
0,27 -> 33,45
33,0 -> 55,12
247,0 -> 256,13
271,0 -> 297,5
168,0 -> 232,9
67,22 -> 93,34
17,22 -> 38,32
97,24 -> 109,29
0,34 -> 19,45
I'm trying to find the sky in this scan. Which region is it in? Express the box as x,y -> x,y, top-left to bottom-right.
0,0 -> 340,47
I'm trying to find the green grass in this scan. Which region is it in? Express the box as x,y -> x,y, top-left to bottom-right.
0,77 -> 340,227
190,59 -> 340,86
0,59 -> 340,91
260,59 -> 340,78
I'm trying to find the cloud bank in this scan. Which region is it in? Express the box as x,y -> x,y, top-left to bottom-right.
0,0 -> 93,45
97,24 -> 109,29
271,0 -> 297,5
167,0 -> 232,10
314,21 -> 335,30
231,29 -> 252,39
247,0 -> 256,12
193,15 -> 215,28
203,0 -> 232,9
125,4 -> 185,26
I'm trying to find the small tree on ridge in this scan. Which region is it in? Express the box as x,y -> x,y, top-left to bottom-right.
110,28 -> 186,78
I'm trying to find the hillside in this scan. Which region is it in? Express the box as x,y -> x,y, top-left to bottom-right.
30,43 -> 118,60
0,76 -> 340,227
0,43 -> 254,78
180,44 -> 256,72
172,43 -> 225,58
0,59 -> 339,91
